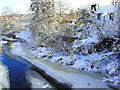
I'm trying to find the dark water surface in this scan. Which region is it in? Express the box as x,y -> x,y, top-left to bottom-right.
2,45 -> 31,88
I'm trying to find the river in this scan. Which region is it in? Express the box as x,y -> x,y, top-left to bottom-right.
1,38 -> 109,89
2,43 -> 54,89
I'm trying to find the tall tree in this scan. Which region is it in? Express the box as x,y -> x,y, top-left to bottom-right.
30,0 -> 57,45
30,0 -> 55,23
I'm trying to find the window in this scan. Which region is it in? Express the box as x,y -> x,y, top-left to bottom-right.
109,13 -> 114,21
91,4 -> 97,13
97,14 -> 101,20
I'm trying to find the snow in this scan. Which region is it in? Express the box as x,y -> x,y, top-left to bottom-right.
26,70 -> 53,88
30,47 -> 53,59
15,29 -> 32,43
10,24 -> 119,88
2,36 -> 17,41
103,76 -> 120,88
8,3 -> 119,88
52,56 -> 74,65
97,5 -> 115,13
106,61 -> 118,75
0,41 -> 8,45
73,36 -> 99,47
10,42 -> 25,56
10,42 -> 109,88
0,63 -> 10,89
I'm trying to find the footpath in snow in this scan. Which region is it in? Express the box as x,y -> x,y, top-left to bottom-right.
10,41 -> 109,88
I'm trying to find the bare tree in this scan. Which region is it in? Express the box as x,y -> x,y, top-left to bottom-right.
56,0 -> 70,17
1,7 -> 22,35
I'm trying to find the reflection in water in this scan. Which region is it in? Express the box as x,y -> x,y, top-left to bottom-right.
9,46 -> 15,48
9,42 -> 21,48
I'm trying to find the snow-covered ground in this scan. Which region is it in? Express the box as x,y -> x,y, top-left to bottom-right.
28,42 -> 119,88
2,36 -> 17,41
15,29 -> 33,43
10,41 -> 109,88
0,63 -> 10,89
26,70 -> 53,88
14,21 -> 119,88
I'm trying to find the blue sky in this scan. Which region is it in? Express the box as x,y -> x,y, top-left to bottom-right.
0,0 -> 31,14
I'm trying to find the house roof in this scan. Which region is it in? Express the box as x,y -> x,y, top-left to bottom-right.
97,5 -> 115,13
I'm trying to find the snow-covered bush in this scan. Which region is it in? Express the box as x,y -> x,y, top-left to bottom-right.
28,1 -> 120,88
29,0 -> 58,46
29,0 -> 77,55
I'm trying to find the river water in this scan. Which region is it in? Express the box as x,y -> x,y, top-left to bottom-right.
2,44 -> 53,89
2,52 -> 31,88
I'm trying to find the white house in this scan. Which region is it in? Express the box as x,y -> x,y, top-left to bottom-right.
96,5 -> 115,21
114,0 -> 120,31
91,0 -> 117,22
114,0 -> 120,24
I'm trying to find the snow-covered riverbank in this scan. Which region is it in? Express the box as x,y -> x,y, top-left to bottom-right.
14,22 -> 119,88
0,63 -> 10,89
10,41 -> 109,88
26,70 -> 53,88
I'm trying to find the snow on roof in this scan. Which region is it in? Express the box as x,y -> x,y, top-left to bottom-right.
115,0 -> 120,3
97,5 -> 115,13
